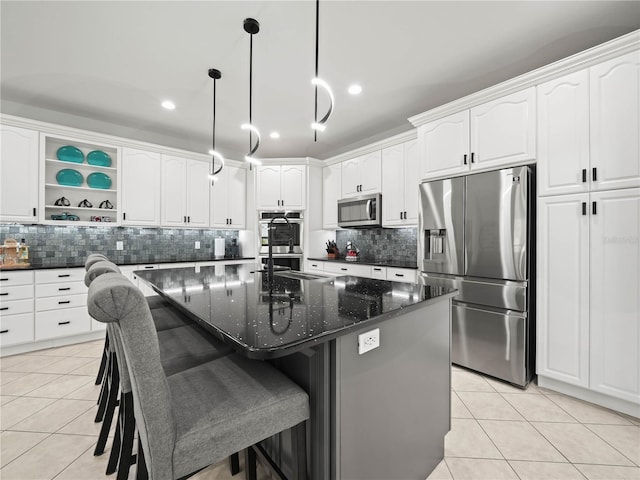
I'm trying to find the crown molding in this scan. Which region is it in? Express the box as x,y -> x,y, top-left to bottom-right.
324,128 -> 417,166
409,29 -> 640,127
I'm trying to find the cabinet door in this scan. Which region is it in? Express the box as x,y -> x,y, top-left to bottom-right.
186,159 -> 210,228
589,188 -> 640,403
537,194 -> 590,388
210,168 -> 229,228
161,155 -> 187,226
382,144 -> 405,226
537,70 -> 590,197
323,163 -> 341,229
122,148 -> 161,226
419,111 -> 470,180
227,166 -> 246,228
403,139 -> 420,225
590,51 -> 640,192
281,165 -> 306,209
341,157 -> 361,197
0,125 -> 39,223
470,87 -> 536,170
359,151 -> 382,195
256,166 -> 282,209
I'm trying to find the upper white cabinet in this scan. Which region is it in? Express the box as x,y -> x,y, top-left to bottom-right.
0,125 -> 39,223
538,52 -> 640,196
256,165 -> 306,210
161,155 -> 209,228
210,165 -> 246,229
419,88 -> 536,180
382,140 -> 419,227
121,148 -> 161,226
341,151 -> 382,198
589,51 -> 640,192
41,134 -> 119,226
322,163 -> 342,229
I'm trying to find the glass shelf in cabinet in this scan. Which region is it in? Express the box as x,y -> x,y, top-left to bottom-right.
46,158 -> 117,172
45,183 -> 117,193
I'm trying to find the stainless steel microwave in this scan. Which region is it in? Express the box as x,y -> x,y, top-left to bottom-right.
337,193 -> 382,228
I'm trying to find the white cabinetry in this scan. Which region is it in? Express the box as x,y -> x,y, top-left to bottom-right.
35,268 -> 92,340
0,125 -> 39,223
341,151 -> 382,198
256,165 -> 306,210
210,165 -> 246,228
382,140 -> 419,227
305,260 -> 417,283
419,88 -> 536,180
0,270 -> 34,347
538,189 -> 640,413
161,155 -> 210,227
121,148 -> 161,226
41,134 -> 119,225
537,52 -> 640,197
322,163 -> 342,229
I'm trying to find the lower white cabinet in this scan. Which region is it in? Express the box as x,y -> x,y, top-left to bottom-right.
537,188 -> 640,412
306,260 -> 418,283
35,268 -> 92,341
0,270 -> 35,347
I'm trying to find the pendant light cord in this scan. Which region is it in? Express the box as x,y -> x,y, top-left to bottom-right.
249,33 -> 253,156
314,0 -> 319,142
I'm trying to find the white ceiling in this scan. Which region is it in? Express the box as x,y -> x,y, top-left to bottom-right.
1,1 -> 639,161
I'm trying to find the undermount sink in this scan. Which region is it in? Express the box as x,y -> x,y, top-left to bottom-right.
274,270 -> 329,281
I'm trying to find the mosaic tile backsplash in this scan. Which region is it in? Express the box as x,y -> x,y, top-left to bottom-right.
0,225 -> 241,268
335,227 -> 417,264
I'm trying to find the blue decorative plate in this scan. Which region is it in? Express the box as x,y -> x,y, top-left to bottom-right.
56,169 -> 84,187
87,150 -> 112,167
56,146 -> 84,163
87,172 -> 112,189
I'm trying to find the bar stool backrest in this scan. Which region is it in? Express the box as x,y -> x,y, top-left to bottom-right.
84,260 -> 121,287
84,253 -> 109,271
88,273 -> 175,479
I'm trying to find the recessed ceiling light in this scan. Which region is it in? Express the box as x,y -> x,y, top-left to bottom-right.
161,100 -> 176,110
348,84 -> 362,95
270,132 -> 280,139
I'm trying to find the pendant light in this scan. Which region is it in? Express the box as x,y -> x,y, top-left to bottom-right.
311,0 -> 334,138
242,17 -> 262,166
208,68 -> 224,182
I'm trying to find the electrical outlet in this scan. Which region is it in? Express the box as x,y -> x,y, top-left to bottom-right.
116,241 -> 124,251
195,241 -> 201,249
358,328 -> 380,355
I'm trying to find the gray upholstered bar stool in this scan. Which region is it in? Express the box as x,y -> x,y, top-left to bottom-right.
85,253 -> 111,384
88,273 -> 310,480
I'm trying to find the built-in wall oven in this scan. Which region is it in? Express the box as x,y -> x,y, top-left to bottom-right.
258,211 -> 303,271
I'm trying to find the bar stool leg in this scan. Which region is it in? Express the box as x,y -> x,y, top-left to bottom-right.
229,452 -> 240,475
136,438 -> 148,480
95,333 -> 109,385
116,392 -> 136,480
95,352 -> 113,421
245,447 -> 257,480
94,356 -> 119,455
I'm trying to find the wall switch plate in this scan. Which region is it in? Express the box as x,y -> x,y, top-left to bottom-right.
195,241 -> 201,249
358,328 -> 380,355
116,241 -> 124,251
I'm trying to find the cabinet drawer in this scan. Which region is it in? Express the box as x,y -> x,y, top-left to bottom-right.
0,284 -> 33,302
36,281 -> 87,298
0,312 -> 34,347
36,268 -> 85,284
36,293 -> 87,312
324,262 -> 372,278
386,268 -> 417,284
0,270 -> 34,287
0,298 -> 34,316
370,266 -> 387,280
35,307 -> 91,340
305,261 -> 325,272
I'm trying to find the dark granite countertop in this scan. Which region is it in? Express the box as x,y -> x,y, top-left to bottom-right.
136,263 -> 456,359
307,257 -> 418,269
0,257 -> 255,271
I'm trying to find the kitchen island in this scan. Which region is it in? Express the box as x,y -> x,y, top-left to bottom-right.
136,264 -> 456,480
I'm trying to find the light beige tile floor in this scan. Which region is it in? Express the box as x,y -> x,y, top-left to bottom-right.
1,342 -> 639,480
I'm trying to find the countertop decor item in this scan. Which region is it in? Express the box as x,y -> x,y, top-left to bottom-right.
87,172 -> 112,189
56,168 -> 84,187
86,150 -> 112,167
56,145 -> 84,163
325,240 -> 339,258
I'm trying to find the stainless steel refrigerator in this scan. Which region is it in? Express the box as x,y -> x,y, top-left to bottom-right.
418,166 -> 535,387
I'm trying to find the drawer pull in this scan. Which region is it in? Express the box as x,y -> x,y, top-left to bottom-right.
341,268 -> 348,271
0,307 -> 8,311
58,321 -> 71,325
144,266 -> 154,269
0,329 -> 8,334
58,274 -> 71,278
59,287 -> 71,291
0,292 -> 8,296
394,273 -> 404,277
373,268 -> 382,271
0,278 -> 8,281
58,300 -> 71,305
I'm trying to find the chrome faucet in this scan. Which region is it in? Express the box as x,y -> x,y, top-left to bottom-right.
267,213 -> 291,281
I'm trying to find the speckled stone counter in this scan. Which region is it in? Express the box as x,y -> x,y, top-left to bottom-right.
135,263 -> 454,359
